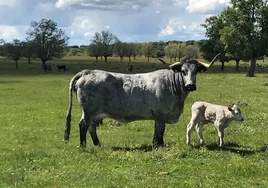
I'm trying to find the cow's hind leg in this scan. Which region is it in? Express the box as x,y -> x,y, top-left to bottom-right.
88,121 -> 100,146
79,114 -> 89,147
153,120 -> 166,147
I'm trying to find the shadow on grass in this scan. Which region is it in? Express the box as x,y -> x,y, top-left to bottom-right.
111,144 -> 153,152
192,142 -> 267,157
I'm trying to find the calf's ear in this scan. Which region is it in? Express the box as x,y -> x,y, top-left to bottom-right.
228,106 -> 234,112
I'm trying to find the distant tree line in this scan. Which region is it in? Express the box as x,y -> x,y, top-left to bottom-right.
67,30 -> 200,64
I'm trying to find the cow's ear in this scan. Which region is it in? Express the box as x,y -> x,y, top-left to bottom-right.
228,106 -> 234,112
197,63 -> 208,72
169,62 -> 182,72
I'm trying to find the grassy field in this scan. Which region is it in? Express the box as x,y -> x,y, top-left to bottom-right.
0,56 -> 268,187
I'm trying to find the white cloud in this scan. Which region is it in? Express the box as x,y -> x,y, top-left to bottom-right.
0,0 -> 18,7
158,18 -> 187,37
186,0 -> 230,13
158,18 -> 205,39
35,2 -> 56,13
0,25 -> 22,41
55,0 -> 147,11
55,0 -> 74,9
71,16 -> 98,40
172,0 -> 188,8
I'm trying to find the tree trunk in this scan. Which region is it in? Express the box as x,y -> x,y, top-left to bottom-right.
246,58 -> 256,77
28,57 -> 31,64
104,56 -> 107,62
147,56 -> 150,63
120,57 -> 123,63
220,61 -> 225,71
128,56 -> 131,62
15,60 -> 18,69
133,55 -> 136,60
235,59 -> 240,71
42,60 -> 47,70
95,56 -> 98,63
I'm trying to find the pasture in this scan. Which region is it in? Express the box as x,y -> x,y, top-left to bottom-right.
0,57 -> 268,187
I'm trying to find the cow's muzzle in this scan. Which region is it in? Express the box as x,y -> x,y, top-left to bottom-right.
186,84 -> 196,91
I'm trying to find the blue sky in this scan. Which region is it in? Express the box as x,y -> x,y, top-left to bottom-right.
0,0 -> 230,46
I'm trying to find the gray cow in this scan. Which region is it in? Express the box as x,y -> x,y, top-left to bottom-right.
64,54 -> 220,147
186,101 -> 244,147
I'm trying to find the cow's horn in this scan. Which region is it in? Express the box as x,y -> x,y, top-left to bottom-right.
198,53 -> 221,68
158,58 -> 168,64
169,62 -> 181,68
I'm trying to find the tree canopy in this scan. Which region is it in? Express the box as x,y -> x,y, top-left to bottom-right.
26,18 -> 69,69
91,30 -> 118,62
203,0 -> 268,76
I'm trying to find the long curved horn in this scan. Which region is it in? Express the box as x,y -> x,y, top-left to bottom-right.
169,62 -> 181,68
158,58 -> 168,64
198,53 -> 221,68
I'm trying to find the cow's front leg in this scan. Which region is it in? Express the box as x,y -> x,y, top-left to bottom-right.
153,120 -> 166,147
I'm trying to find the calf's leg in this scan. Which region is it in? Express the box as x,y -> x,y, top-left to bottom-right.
196,123 -> 205,145
153,120 -> 166,147
216,126 -> 224,147
186,118 -> 199,145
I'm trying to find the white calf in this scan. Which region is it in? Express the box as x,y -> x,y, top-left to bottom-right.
186,101 -> 244,147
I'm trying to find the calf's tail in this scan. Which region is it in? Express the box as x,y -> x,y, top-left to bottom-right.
64,71 -> 83,143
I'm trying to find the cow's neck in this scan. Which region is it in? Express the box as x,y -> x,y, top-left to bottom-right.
172,72 -> 189,100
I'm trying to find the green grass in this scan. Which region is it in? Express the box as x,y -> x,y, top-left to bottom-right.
0,57 -> 268,187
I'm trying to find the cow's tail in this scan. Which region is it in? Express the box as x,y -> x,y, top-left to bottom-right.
64,71 -> 83,143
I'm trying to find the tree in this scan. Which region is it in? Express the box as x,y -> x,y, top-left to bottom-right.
3,39 -> 24,69
92,30 -> 118,62
87,43 -> 104,63
185,45 -> 199,59
26,18 -> 69,70
142,43 -> 154,63
151,41 -> 165,58
114,42 -> 127,63
22,41 -> 35,64
204,0 -> 268,76
67,48 -> 79,56
177,43 -> 186,61
164,43 -> 177,63
124,43 -> 133,63
202,15 -> 226,69
132,43 -> 142,60
0,39 -> 4,56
